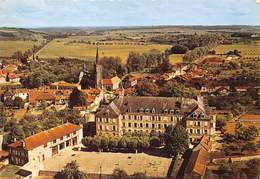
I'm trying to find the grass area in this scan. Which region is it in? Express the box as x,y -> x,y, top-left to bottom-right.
169,54 -> 183,64
214,42 -> 260,58
13,109 -> 27,121
0,40 -> 41,57
0,165 -> 20,179
38,38 -> 171,63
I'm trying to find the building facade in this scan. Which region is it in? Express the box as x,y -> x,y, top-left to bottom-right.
95,95 -> 216,141
8,123 -> 83,177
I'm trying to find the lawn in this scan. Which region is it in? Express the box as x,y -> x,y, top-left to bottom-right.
43,149 -> 171,177
38,39 -> 171,63
0,40 -> 41,57
214,42 -> 260,58
169,54 -> 183,64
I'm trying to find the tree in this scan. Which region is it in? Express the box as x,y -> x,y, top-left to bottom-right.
118,137 -> 128,148
164,124 -> 189,156
68,88 -> 87,108
171,45 -> 189,54
135,81 -> 160,96
55,160 -> 87,179
131,172 -> 147,179
127,138 -> 138,151
110,169 -> 128,179
13,97 -> 25,108
149,136 -> 161,148
109,136 -> 119,150
0,102 -> 5,131
245,159 -> 260,179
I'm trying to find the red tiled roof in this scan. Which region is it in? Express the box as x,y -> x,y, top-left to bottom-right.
9,123 -> 82,150
28,91 -> 55,104
240,114 -> 260,121
102,79 -> 113,85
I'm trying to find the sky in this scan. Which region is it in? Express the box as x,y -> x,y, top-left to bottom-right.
0,0 -> 259,27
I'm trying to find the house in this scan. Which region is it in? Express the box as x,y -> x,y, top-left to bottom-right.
95,93 -> 216,139
28,91 -> 56,106
50,81 -> 79,90
8,123 -> 83,177
185,97 -> 216,143
239,114 -> 260,129
235,86 -> 248,93
183,136 -> 211,179
102,76 -> 121,91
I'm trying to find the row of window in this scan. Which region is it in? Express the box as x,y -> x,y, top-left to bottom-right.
189,128 -> 208,135
122,122 -> 168,129
188,121 -> 208,127
122,115 -> 180,122
99,125 -> 117,131
10,149 -> 27,158
53,131 -> 77,144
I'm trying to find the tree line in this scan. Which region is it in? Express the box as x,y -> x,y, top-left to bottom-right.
82,124 -> 189,157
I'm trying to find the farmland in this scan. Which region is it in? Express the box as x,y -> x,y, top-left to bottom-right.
214,42 -> 260,58
38,38 -> 171,63
0,40 -> 41,57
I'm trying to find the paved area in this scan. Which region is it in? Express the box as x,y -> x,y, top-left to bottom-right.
43,149 -> 171,177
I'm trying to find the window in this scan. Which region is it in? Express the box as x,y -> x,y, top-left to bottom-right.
145,108 -> 150,113
204,122 -> 208,127
204,130 -> 208,134
164,124 -> 167,129
197,129 -> 200,134
128,123 -> 131,127
140,116 -> 143,120
134,115 -> 137,120
113,126 -> 116,131
197,122 -> 201,127
164,109 -> 168,114
134,123 -> 137,128
140,123 -> 143,128
122,122 -> 125,127
158,116 -> 161,121
152,124 -> 155,128
73,131 -> 76,135
53,139 -> 56,144
146,123 -> 149,128
171,116 -> 174,122
152,116 -> 156,121
67,134 -> 70,138
170,110 -> 174,114
190,129 -> 193,134
100,125 -> 102,130
44,143 -> 47,148
158,124 -> 161,129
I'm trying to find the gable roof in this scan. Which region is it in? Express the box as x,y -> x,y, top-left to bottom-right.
240,114 -> 260,121
9,123 -> 82,150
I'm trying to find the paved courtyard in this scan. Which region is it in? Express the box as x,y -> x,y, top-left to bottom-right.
43,149 -> 171,177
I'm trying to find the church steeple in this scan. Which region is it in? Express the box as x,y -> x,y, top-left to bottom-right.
96,45 -> 99,64
95,45 -> 102,89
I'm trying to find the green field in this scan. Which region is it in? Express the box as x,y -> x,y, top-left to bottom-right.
214,42 -> 260,58
38,38 -> 171,63
0,40 -> 41,57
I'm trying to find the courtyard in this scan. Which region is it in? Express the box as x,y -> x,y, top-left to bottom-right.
43,148 -> 172,177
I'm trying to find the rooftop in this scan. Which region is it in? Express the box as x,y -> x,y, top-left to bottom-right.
9,123 -> 82,150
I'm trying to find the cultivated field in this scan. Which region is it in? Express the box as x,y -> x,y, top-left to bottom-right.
0,40 -> 41,57
214,42 -> 260,58
169,54 -> 183,64
38,38 -> 171,63
43,149 -> 171,177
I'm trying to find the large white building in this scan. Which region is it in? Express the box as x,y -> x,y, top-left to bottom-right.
8,123 -> 83,178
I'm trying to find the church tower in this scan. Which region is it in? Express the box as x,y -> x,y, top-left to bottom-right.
95,46 -> 103,89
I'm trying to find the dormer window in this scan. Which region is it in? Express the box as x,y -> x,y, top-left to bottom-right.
170,110 -> 174,114
193,114 -> 197,118
139,108 -> 144,113
145,108 -> 150,113
152,108 -> 155,113
175,110 -> 180,114
164,109 -> 168,114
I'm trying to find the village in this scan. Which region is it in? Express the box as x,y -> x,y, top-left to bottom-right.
0,32 -> 259,179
